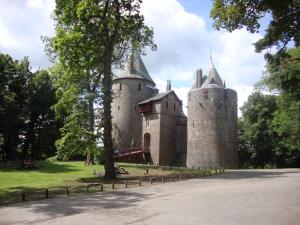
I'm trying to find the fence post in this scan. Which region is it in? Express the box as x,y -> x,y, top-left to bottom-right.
45,189 -> 49,198
100,184 -> 104,191
150,178 -> 153,184
125,181 -> 128,188
22,192 -> 25,201
112,183 -> 115,190
139,179 -> 142,187
161,177 -> 164,183
66,188 -> 70,196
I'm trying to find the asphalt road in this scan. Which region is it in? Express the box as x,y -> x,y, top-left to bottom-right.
1,169 -> 300,225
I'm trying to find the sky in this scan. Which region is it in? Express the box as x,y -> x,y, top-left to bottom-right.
0,0 -> 267,116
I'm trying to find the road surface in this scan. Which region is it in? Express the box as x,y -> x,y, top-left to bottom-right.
0,169 -> 300,225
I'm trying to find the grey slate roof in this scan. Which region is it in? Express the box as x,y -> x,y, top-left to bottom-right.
115,52 -> 155,85
138,90 -> 172,105
201,58 -> 224,89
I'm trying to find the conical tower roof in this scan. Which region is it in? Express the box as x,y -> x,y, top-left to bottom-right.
116,51 -> 155,85
201,56 -> 224,89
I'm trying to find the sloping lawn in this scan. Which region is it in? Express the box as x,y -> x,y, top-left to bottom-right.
0,161 -> 104,193
0,161 -> 213,205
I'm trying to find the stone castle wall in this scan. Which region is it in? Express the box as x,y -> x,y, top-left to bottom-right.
111,78 -> 156,151
142,92 -> 187,166
187,87 -> 238,168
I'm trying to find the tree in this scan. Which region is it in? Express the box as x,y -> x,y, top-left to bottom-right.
46,0 -> 156,179
239,92 -> 278,168
0,52 -> 60,161
0,53 -> 32,160
211,0 -> 300,52
24,70 -> 61,160
259,47 -> 300,167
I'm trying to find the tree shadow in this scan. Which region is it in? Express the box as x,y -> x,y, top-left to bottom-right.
0,161 -> 80,173
4,189 -> 153,224
211,169 -> 300,180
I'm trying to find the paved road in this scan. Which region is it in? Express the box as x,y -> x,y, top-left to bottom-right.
0,169 -> 300,225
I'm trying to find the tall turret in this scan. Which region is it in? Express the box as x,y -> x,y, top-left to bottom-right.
112,52 -> 158,151
186,57 -> 238,168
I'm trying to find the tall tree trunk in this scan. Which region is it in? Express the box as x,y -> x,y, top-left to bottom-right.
103,47 -> 116,180
85,97 -> 95,165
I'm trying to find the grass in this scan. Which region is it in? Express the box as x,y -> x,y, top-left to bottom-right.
0,161 -> 220,205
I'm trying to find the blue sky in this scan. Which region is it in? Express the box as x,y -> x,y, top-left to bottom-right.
0,0 -> 268,115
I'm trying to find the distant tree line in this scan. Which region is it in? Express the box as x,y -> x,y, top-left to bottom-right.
0,53 -> 61,161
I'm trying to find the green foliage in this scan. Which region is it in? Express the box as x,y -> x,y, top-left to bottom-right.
239,92 -> 278,168
239,47 -> 300,168
0,52 -> 60,161
211,0 -> 300,52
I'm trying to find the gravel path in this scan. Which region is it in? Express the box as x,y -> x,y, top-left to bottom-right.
0,169 -> 299,225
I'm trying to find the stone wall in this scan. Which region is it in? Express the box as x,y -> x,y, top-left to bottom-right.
187,87 -> 238,168
142,91 -> 187,166
111,78 -> 156,151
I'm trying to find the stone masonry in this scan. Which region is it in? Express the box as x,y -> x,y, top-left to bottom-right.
111,52 -> 238,168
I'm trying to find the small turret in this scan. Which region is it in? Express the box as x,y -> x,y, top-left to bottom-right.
166,80 -> 171,91
201,56 -> 224,89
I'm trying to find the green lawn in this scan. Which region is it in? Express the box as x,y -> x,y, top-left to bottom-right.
0,161 -> 218,205
0,161 -> 104,192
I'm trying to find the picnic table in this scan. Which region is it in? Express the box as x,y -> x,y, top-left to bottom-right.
20,160 -> 37,169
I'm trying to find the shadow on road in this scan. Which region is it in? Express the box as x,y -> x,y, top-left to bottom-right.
212,169 -> 300,180
5,190 -> 152,219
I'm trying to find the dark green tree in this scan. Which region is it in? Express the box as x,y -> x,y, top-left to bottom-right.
239,92 -> 277,168
0,52 -> 60,161
0,53 -> 32,160
259,47 -> 300,166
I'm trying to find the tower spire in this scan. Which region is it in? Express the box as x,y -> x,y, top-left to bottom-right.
209,45 -> 214,68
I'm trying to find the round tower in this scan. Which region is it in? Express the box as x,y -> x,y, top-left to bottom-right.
187,59 -> 238,168
112,52 -> 158,151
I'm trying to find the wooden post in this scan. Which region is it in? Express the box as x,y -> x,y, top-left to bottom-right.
125,181 -> 128,188
22,192 -> 25,201
65,188 -> 69,196
45,189 -> 49,198
112,183 -> 115,190
139,179 -> 142,187
150,178 -> 153,184
100,184 -> 103,191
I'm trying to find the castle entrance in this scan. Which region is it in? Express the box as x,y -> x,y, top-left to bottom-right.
143,133 -> 152,163
143,133 -> 151,151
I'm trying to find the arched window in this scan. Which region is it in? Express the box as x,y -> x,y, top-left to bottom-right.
138,83 -> 141,91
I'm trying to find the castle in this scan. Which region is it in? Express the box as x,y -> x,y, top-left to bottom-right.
112,52 -> 238,168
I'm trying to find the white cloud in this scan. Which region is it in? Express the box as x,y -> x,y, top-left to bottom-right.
141,0 -> 266,116
0,0 -> 265,116
0,0 -> 55,68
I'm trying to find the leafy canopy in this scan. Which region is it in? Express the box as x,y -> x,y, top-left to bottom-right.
211,0 -> 300,52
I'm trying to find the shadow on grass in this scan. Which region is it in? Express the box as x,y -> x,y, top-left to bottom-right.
0,161 -> 80,174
